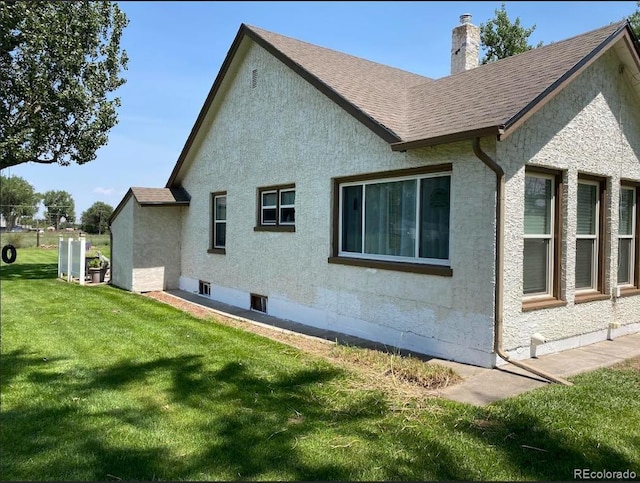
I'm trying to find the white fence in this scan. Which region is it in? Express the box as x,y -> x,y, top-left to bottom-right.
58,235 -> 86,285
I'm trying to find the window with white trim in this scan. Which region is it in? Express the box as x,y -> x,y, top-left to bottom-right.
575,180 -> 600,292
523,172 -> 556,297
618,185 -> 637,287
338,171 -> 451,265
210,192 -> 226,251
257,184 -> 295,229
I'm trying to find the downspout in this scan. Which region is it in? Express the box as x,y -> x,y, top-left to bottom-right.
472,137 -> 572,386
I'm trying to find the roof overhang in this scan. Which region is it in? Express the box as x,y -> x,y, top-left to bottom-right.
390,126 -> 502,151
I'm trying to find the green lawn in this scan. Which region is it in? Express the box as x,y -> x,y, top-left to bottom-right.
2,249 -> 639,481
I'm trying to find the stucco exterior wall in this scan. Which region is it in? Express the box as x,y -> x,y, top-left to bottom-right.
131,204 -> 182,293
110,196 -> 134,291
177,39 -> 498,366
498,47 -> 640,359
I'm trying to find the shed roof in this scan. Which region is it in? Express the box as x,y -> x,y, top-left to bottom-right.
109,187 -> 190,225
131,187 -> 191,205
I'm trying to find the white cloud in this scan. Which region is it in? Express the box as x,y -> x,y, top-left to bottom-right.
93,187 -> 115,195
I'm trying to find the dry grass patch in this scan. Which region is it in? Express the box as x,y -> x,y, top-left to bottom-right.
328,344 -> 460,390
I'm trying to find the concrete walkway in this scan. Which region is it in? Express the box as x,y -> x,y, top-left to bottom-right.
435,332 -> 640,405
164,290 -> 640,407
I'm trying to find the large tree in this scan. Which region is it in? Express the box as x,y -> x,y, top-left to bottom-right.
81,201 -> 113,234
42,190 -> 75,229
0,175 -> 39,229
0,1 -> 128,170
630,1 -> 640,38
480,2 -> 543,64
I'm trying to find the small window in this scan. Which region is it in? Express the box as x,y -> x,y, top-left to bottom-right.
199,280 -> 211,296
618,185 -> 638,288
250,293 -> 267,313
575,177 -> 605,295
523,174 -> 554,297
522,167 -> 564,306
279,189 -> 296,225
256,184 -> 295,231
261,190 -> 278,225
209,191 -> 227,253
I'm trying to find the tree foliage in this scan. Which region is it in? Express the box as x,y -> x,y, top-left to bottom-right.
81,201 -> 113,234
42,190 -> 75,229
0,1 -> 128,170
480,2 -> 543,64
630,1 -> 640,38
0,175 -> 39,229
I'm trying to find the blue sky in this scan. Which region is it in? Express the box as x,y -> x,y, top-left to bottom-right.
4,1 -> 638,220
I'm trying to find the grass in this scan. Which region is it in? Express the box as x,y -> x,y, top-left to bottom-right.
2,248 -> 639,481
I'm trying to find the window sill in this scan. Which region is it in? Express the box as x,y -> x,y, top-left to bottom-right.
574,292 -> 610,304
619,287 -> 640,298
522,297 -> 567,312
254,225 -> 295,232
327,256 -> 452,276
207,248 -> 226,254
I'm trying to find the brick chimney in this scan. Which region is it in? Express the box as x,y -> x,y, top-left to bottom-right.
450,13 -> 480,75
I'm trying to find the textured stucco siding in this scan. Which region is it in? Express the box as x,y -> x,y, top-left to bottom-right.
177,39 -> 497,366
110,196 -> 134,291
498,48 -> 640,358
131,204 -> 182,293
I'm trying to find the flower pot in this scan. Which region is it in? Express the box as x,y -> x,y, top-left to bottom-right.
89,267 -> 102,284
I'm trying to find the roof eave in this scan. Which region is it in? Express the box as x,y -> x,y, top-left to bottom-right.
138,201 -> 191,207
390,126 -> 502,151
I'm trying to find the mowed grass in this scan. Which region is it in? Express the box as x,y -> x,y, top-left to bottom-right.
2,249 -> 639,481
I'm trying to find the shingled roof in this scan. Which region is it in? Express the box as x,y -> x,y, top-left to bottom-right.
109,187 -> 190,225
399,21 -> 637,149
166,20 -> 639,186
130,187 -> 191,205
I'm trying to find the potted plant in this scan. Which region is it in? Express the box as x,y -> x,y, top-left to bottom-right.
87,257 -> 103,283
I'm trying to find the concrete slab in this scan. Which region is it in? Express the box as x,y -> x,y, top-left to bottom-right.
438,333 -> 640,406
161,290 -> 640,407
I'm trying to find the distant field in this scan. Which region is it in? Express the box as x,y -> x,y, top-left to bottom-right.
0,230 -> 110,249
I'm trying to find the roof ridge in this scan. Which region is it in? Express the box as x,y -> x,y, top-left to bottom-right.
244,23 -> 431,85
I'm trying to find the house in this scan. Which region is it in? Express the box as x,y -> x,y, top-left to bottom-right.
109,15 -> 640,369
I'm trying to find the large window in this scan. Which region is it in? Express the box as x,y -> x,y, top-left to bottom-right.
523,168 -> 563,303
255,184 -> 295,232
575,177 -> 605,295
209,191 -> 226,253
337,167 -> 451,267
618,185 -> 638,288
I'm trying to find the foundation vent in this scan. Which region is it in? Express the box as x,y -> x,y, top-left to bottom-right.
250,293 -> 267,313
198,280 -> 211,296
